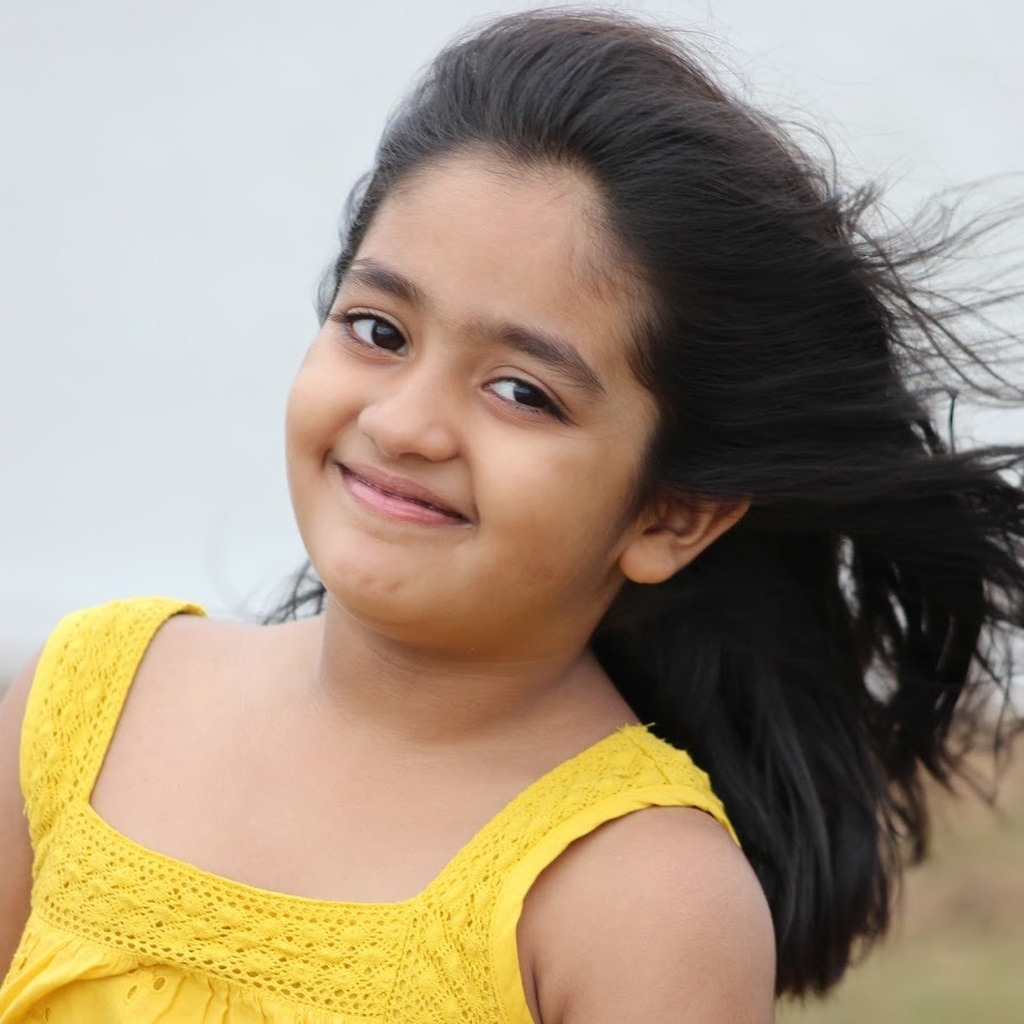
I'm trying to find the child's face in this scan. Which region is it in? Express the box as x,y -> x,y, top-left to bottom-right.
286,153 -> 662,657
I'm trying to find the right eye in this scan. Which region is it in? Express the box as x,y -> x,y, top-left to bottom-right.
336,312 -> 407,353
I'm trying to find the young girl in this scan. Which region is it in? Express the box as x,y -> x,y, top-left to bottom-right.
1,8 -> 1021,1023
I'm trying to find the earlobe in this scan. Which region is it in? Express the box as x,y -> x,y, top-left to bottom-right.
618,497 -> 750,585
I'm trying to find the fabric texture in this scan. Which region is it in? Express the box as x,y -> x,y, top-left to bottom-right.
0,597 -> 737,1023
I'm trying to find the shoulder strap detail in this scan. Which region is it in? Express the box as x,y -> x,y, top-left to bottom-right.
20,597 -> 204,865
485,726 -> 737,1024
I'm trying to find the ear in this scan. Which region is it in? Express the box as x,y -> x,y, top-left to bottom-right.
617,496 -> 750,585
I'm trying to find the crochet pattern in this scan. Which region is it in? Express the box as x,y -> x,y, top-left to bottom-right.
1,599 -> 735,1023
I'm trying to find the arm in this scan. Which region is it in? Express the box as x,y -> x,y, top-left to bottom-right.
518,806 -> 776,1024
0,654 -> 39,976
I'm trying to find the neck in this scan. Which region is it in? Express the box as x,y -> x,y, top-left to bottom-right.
305,596 -> 632,749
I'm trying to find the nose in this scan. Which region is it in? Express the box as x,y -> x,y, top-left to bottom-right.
357,363 -> 461,463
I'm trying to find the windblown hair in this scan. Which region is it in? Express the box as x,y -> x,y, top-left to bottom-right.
269,9 -> 1024,997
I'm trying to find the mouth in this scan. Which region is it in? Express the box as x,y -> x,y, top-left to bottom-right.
338,463 -> 471,526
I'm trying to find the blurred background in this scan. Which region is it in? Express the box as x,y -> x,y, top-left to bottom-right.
1,1 -> 1022,1017
3,0 -> 1024,664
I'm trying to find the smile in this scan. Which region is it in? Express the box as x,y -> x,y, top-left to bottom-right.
338,463 -> 470,526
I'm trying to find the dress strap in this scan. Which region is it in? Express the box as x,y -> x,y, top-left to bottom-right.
20,598 -> 204,864
485,726 -> 738,1024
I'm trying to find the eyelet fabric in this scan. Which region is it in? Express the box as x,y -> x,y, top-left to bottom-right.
1,598 -> 736,1023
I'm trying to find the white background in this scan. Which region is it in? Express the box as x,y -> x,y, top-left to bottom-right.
2,0 -> 1023,674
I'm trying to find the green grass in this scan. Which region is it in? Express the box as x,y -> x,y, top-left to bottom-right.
779,752 -> 1024,1023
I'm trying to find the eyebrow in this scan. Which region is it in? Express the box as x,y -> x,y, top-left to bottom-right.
478,321 -> 605,398
345,258 -> 428,309
343,257 -> 606,399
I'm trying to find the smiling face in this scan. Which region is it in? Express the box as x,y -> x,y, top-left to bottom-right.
286,152 -> 663,658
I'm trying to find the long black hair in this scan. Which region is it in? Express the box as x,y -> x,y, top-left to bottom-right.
268,9 -> 1024,998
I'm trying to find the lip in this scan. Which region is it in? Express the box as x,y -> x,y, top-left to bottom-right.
338,462 -> 471,525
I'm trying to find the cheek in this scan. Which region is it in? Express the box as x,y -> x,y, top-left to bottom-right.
284,395 -> 313,500
285,360 -> 343,456
482,440 -> 639,556
283,381 -> 305,450
284,371 -> 339,525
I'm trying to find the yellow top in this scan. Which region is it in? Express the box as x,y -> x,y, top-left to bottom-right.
0,598 -> 737,1024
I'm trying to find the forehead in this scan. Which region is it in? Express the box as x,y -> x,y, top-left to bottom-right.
354,153 -> 646,368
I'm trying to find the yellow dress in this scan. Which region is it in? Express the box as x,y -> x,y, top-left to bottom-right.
0,598 -> 737,1023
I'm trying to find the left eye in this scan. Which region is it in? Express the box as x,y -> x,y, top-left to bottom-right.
489,378 -> 562,417
345,314 -> 405,352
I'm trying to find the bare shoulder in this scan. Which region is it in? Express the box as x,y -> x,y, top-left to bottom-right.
131,609 -> 317,699
518,806 -> 776,1024
136,608 -> 253,676
92,607 -> 321,833
116,611 -> 233,721
0,652 -> 42,973
106,608 -> 322,746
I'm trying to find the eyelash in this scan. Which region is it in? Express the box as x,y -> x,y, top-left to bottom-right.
330,310 -> 569,423
332,310 -> 406,353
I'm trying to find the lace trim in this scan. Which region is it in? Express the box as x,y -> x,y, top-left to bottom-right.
22,599 -> 734,1017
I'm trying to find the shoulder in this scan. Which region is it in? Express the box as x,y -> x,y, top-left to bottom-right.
131,604 -> 320,693
0,653 -> 40,973
518,805 -> 775,1024
133,603 -> 241,679
120,603 -> 318,725
106,602 -> 322,755
16,598 -> 293,774
15,599 -> 221,792
21,597 -> 209,693
87,602 -> 320,825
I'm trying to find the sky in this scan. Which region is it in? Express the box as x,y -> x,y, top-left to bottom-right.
2,0 -> 1023,674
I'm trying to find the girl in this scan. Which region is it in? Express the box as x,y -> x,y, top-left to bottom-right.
1,8 -> 1021,1022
